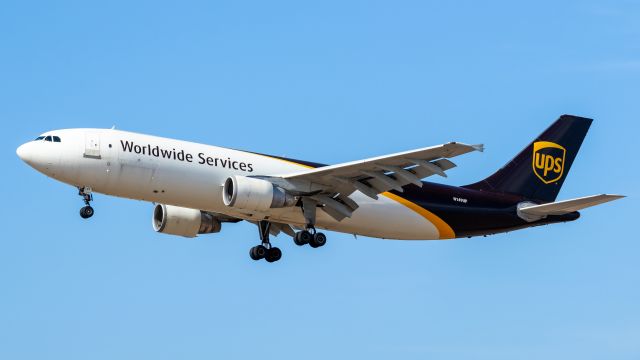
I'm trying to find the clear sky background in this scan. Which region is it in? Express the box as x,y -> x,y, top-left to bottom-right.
1,1 -> 638,359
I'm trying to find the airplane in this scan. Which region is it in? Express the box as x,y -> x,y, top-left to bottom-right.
16,115 -> 623,263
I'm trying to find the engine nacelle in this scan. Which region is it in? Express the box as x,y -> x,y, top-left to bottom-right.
222,175 -> 297,212
152,204 -> 221,238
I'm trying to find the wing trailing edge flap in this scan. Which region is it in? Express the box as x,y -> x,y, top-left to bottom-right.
331,158 -> 458,200
518,194 -> 625,218
310,193 -> 359,222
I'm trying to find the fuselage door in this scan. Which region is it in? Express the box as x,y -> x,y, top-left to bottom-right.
84,133 -> 101,159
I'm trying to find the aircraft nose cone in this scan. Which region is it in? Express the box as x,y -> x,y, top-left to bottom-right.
16,142 -> 32,163
17,139 -> 62,177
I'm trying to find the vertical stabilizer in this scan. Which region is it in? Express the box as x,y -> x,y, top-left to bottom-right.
464,115 -> 592,202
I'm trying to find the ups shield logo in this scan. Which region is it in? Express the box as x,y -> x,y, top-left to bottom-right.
532,141 -> 566,184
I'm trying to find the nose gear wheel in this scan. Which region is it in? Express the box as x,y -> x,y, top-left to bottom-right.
78,186 -> 94,219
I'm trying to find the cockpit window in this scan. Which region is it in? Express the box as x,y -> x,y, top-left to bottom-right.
34,135 -> 61,142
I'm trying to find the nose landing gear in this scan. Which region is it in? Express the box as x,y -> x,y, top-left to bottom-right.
78,186 -> 94,219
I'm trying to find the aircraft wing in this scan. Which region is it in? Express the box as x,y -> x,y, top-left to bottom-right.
271,142 -> 483,222
518,194 -> 625,217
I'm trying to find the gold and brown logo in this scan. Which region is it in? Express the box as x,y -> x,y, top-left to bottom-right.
532,141 -> 566,184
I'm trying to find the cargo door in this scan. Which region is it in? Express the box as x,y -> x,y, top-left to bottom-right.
84,132 -> 101,159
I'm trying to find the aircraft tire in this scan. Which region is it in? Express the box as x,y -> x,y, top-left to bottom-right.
309,232 -> 326,248
250,245 -> 267,260
265,247 -> 282,263
294,231 -> 311,246
80,206 -> 94,219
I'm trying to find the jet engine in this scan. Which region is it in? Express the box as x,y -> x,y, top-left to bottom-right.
222,175 -> 297,212
152,204 -> 221,238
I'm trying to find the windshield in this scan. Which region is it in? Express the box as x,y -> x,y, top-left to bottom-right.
34,135 -> 62,142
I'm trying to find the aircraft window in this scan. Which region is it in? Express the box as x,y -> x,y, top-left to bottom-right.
53,136 -> 61,142
35,136 -> 45,141
45,136 -> 52,142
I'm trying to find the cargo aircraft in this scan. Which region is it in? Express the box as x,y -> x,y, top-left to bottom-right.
16,115 -> 623,263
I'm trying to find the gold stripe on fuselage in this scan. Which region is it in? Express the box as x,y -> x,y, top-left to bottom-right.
381,192 -> 456,239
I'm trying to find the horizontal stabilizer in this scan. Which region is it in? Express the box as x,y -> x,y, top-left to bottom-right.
519,194 -> 625,217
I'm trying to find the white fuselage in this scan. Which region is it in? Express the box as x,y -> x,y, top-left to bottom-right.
17,128 -> 446,240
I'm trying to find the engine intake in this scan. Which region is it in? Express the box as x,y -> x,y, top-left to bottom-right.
152,204 -> 221,238
223,175 -> 297,212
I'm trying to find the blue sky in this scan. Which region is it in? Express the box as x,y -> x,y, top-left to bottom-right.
1,1 -> 638,359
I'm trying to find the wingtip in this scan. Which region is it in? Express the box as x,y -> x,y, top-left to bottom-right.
472,144 -> 484,152
446,142 -> 484,153
604,194 -> 626,199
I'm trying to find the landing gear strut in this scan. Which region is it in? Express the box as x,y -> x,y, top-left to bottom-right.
78,186 -> 94,219
293,198 -> 327,248
250,220 -> 282,263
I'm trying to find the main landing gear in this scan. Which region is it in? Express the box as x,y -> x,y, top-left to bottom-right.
250,220 -> 282,263
249,222 -> 327,263
78,186 -> 94,219
294,197 -> 327,248
249,200 -> 328,263
293,227 -> 327,248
